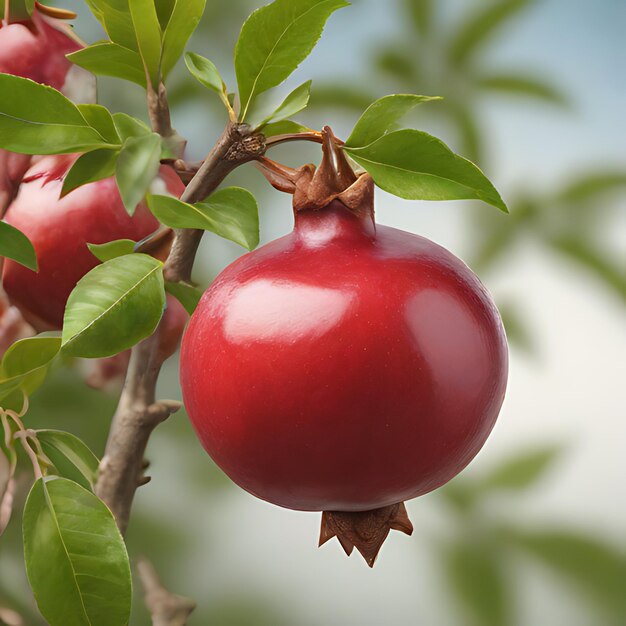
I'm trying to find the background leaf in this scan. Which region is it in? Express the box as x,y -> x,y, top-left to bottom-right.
116,133 -> 162,215
0,222 -> 37,271
406,0 -> 433,35
448,0 -> 533,66
345,130 -> 508,211
444,541 -> 511,626
505,530 -> 626,620
480,447 -> 561,492
23,477 -> 131,626
148,188 -> 260,250
234,0 -> 349,120
62,254 -> 165,358
477,73 -> 569,106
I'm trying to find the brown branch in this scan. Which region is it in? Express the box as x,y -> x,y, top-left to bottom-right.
137,557 -> 196,626
95,122 -> 266,533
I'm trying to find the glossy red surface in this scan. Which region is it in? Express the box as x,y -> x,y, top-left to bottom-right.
0,12 -> 82,210
2,155 -> 184,329
181,200 -> 508,512
0,13 -> 80,89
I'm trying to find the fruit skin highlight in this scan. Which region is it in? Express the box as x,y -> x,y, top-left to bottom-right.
180,129 -> 508,565
2,154 -> 184,330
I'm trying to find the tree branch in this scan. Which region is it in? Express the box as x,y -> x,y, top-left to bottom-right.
95,122 -> 266,533
137,557 -> 196,626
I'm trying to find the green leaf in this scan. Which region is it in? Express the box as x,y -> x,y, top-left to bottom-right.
116,133 -> 162,215
477,73 -> 569,106
505,530 -> 626,619
184,52 -> 229,109
148,188 -> 260,250
448,0 -> 532,66
23,477 -> 131,626
61,149 -> 119,197
345,93 -> 442,148
77,104 -> 121,145
0,221 -> 37,271
261,120 -> 313,137
480,447 -> 561,491
406,0 -> 433,36
112,112 -> 152,141
68,43 -> 147,88
235,0 -> 349,121
88,239 -> 137,263
85,0 -> 139,51
62,254 -> 165,358
129,0 -> 162,87
0,75 -> 109,154
444,541 -> 511,626
161,0 -> 207,78
2,336 -> 61,379
345,130 -> 508,212
165,281 -> 203,315
36,431 -> 100,491
259,80 -> 312,127
0,336 -> 61,401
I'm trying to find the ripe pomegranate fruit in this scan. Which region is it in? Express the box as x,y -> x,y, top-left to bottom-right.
0,3 -> 95,211
180,129 -> 508,565
2,154 -> 184,330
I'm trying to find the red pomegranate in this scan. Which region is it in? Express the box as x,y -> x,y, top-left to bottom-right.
0,5 -> 94,211
2,154 -> 184,330
180,130 -> 508,565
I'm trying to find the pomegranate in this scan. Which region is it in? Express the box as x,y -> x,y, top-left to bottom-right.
0,4 -> 95,212
2,154 -> 184,330
180,129 -> 508,565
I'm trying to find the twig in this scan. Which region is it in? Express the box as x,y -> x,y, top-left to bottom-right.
95,121 -> 266,533
137,557 -> 196,626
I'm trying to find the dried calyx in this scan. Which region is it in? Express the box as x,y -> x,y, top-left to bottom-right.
320,503 -> 414,567
256,126 -> 375,217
